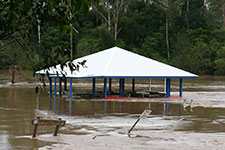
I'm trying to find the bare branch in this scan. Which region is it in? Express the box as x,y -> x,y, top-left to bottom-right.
93,5 -> 108,23
117,27 -> 122,34
152,0 -> 167,9
0,39 -> 17,51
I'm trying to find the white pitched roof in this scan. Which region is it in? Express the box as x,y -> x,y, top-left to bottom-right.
36,47 -> 198,78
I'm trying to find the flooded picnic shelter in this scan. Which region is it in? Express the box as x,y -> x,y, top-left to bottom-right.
36,47 -> 198,100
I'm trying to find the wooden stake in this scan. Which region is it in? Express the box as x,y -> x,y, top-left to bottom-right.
32,117 -> 40,138
54,118 -> 61,136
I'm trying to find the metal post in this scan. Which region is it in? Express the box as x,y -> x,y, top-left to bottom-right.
49,78 -> 52,95
69,78 -> 72,115
122,79 -> 125,91
64,78 -> 67,91
119,78 -> 122,97
49,78 -> 52,107
132,78 -> 135,94
166,79 -> 171,98
109,78 -> 112,93
128,107 -> 152,134
59,78 -> 62,95
169,79 -> 171,97
54,78 -> 57,97
166,79 -> 169,98
179,78 -> 183,97
92,78 -> 96,98
128,118 -> 140,134
104,78 -> 107,98
54,78 -> 57,113
164,78 -> 166,93
69,78 -> 72,99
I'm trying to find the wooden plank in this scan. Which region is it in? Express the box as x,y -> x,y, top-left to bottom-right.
32,119 -> 66,126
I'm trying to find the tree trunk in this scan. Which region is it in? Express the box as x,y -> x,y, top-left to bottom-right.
70,11 -> 73,62
166,13 -> 170,58
11,65 -> 15,84
163,0 -> 170,58
107,8 -> 111,31
187,0 -> 189,29
114,20 -> 118,41
94,4 -> 110,31
223,4 -> 225,28
11,53 -> 17,84
37,15 -> 41,44
95,13 -> 98,26
114,0 -> 119,41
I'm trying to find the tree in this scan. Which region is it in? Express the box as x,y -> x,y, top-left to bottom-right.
1,0 -> 225,76
93,0 -> 126,40
0,0 -> 97,64
207,0 -> 225,28
214,46 -> 225,74
151,0 -> 171,58
119,1 -> 165,49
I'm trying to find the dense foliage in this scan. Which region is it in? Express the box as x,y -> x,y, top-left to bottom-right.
1,0 -> 225,75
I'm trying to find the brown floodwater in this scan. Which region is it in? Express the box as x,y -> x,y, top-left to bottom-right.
0,74 -> 225,149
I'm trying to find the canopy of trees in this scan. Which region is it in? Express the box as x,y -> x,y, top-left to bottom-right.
1,0 -> 225,75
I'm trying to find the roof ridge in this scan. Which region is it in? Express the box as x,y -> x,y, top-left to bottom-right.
103,47 -> 118,76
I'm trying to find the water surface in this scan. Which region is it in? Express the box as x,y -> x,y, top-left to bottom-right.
0,75 -> 225,149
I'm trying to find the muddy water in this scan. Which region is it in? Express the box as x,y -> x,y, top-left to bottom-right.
0,75 -> 225,149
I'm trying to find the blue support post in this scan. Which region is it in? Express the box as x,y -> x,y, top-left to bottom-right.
92,78 -> 96,98
49,78 -> 52,108
69,78 -> 72,115
109,78 -> 112,93
104,78 -> 107,98
169,79 -> 171,97
179,78 -> 183,97
132,78 -> 135,94
122,79 -> 125,91
54,78 -> 57,113
119,78 -> 122,97
49,95 -> 52,108
64,78 -> 67,91
166,79 -> 171,98
69,78 -> 72,99
59,78 -> 62,95
49,78 -> 52,95
54,77 -> 57,97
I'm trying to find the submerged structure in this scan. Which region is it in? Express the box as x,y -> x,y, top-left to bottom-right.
36,47 -> 198,99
